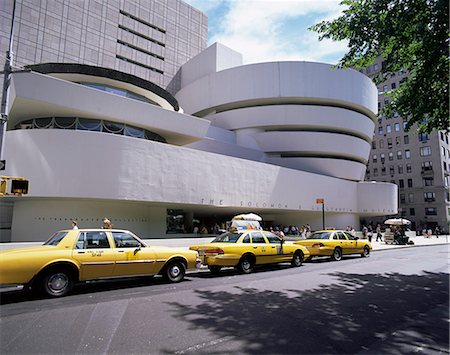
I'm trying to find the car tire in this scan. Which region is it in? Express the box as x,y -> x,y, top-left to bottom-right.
238,255 -> 254,274
331,247 -> 342,261
163,260 -> 186,283
208,266 -> 222,274
361,245 -> 370,258
291,250 -> 304,267
41,269 -> 74,297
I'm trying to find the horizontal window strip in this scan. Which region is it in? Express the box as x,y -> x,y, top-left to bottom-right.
117,40 -> 164,61
119,24 -> 165,47
116,55 -> 164,74
269,152 -> 367,164
263,128 -> 370,142
120,10 -> 166,34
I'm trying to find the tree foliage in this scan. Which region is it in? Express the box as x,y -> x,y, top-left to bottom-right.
310,0 -> 449,133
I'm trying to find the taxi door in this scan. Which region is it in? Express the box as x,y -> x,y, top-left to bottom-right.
72,231 -> 116,280
336,231 -> 354,254
263,232 -> 287,262
111,231 -> 157,276
250,232 -> 272,264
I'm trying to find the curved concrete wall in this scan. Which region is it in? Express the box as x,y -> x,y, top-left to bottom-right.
9,71 -> 210,145
176,61 -> 377,181
4,129 -> 395,212
176,61 -> 378,118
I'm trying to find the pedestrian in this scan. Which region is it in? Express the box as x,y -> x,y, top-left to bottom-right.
435,226 -> 440,238
102,217 -> 112,229
71,220 -> 78,230
376,224 -> 382,242
362,225 -> 368,239
367,225 -> 373,242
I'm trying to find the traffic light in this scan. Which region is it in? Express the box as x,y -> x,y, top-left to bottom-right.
0,176 -> 29,196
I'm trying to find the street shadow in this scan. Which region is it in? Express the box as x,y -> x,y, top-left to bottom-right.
0,275 -> 189,305
166,271 -> 449,354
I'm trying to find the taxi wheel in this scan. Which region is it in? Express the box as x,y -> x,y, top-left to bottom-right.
208,266 -> 222,274
238,255 -> 254,274
291,251 -> 304,267
163,261 -> 186,283
41,269 -> 74,297
331,247 -> 342,261
361,245 -> 370,258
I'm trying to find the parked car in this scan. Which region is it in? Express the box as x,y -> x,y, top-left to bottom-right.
0,229 -> 199,297
293,230 -> 372,261
190,229 -> 310,274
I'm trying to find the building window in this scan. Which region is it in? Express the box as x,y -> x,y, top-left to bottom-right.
403,121 -> 408,129
383,84 -> 388,92
379,139 -> 384,148
380,153 -> 385,163
381,166 -> 386,175
378,126 -> 383,135
408,193 -> 414,203
394,123 -> 400,132
424,192 -> 436,202
410,208 -> 415,216
404,135 -> 409,144
372,154 -> 377,163
389,152 -> 394,161
418,133 -> 429,142
387,124 -> 392,133
14,117 -> 167,143
388,138 -> 393,148
442,146 -> 447,157
399,179 -> 404,188
423,177 -> 434,186
425,207 -> 437,216
405,149 -> 411,159
400,194 -> 406,203
407,178 -> 413,188
422,161 -> 433,171
420,146 -> 432,156
373,168 -> 378,176
398,165 -> 403,174
395,136 -> 400,145
372,141 -> 376,149
391,82 -> 396,90
406,163 -> 412,173
389,166 -> 395,175
397,151 -> 402,160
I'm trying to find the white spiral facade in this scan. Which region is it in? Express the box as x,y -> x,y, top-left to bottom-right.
176,45 -> 377,181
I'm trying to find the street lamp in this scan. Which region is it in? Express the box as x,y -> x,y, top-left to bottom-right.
1,0 -> 17,165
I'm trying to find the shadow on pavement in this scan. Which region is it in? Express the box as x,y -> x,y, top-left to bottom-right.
166,271 -> 449,354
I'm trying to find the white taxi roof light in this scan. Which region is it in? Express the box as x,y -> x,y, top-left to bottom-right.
231,219 -> 262,231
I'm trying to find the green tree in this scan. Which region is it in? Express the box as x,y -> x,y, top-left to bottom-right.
310,0 -> 449,133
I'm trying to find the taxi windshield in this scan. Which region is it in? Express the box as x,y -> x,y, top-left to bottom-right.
212,232 -> 243,243
306,232 -> 331,240
43,231 -> 69,246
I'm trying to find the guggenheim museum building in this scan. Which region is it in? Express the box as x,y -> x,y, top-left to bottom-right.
0,0 -> 397,241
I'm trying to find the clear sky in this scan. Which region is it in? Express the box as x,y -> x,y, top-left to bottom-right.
183,0 -> 349,65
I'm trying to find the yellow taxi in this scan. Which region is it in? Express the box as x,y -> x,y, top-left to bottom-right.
0,229 -> 199,297
189,215 -> 310,274
293,230 -> 372,261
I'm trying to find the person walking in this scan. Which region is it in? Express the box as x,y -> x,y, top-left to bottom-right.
71,220 -> 79,230
376,224 -> 382,242
102,217 -> 113,229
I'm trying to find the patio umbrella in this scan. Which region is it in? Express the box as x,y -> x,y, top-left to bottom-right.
384,218 -> 411,225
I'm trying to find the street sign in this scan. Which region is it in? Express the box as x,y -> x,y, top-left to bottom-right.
316,198 -> 324,204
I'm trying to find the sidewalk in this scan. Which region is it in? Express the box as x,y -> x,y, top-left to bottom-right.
0,234 -> 449,251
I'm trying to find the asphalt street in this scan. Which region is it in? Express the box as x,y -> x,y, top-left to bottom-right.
0,245 -> 449,354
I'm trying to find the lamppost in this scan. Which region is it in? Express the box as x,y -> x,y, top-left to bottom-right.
0,0 -> 17,166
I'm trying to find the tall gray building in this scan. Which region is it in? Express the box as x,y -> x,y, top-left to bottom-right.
0,0 -> 208,93
364,56 -> 450,233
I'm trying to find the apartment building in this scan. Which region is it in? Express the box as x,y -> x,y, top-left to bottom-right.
364,56 -> 450,233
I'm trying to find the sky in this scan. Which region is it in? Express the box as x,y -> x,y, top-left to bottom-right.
183,0 -> 349,65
